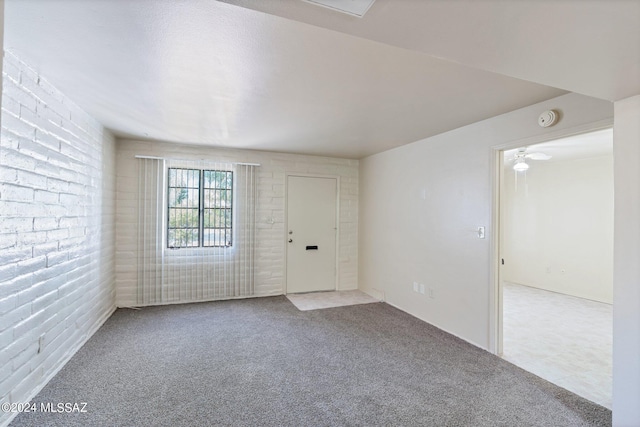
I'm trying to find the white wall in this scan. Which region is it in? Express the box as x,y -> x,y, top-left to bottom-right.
115,139 -> 358,306
502,154 -> 613,303
0,51 -> 116,425
612,94 -> 640,426
359,93 -> 613,349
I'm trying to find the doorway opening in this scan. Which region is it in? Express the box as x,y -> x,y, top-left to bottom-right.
496,128 -> 613,408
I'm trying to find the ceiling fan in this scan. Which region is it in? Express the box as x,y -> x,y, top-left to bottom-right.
511,148 -> 552,171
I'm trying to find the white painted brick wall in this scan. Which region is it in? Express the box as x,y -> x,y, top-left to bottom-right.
115,139 -> 359,307
0,51 -> 116,426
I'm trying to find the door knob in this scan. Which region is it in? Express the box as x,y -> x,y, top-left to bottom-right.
288,239 -> 293,243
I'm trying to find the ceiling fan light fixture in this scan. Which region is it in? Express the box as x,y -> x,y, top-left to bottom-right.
513,159 -> 529,172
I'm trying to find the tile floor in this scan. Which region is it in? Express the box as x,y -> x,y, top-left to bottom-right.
502,282 -> 612,409
286,289 -> 380,311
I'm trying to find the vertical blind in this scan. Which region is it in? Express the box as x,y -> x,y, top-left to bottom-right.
137,157 -> 258,306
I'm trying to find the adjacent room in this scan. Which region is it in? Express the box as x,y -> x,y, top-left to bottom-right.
500,129 -> 614,408
1,1 -> 639,426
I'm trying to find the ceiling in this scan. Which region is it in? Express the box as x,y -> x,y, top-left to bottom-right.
222,0 -> 640,102
4,1 -> 637,159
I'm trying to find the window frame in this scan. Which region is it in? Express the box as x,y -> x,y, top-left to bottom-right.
166,167 -> 234,249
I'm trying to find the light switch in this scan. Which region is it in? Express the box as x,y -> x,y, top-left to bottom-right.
477,227 -> 485,239
419,283 -> 425,294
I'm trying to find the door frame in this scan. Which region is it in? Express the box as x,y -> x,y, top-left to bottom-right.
284,173 -> 341,295
489,118 -> 613,355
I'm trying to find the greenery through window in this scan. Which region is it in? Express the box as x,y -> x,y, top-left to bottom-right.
167,168 -> 233,248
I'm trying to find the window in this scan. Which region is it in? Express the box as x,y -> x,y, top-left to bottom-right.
167,168 -> 233,248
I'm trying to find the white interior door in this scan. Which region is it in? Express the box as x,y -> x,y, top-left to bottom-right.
286,176 -> 337,293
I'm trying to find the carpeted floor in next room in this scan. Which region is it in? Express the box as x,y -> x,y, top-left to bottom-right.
11,296 -> 610,427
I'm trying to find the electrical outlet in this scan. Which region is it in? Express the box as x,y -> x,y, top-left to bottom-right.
419,283 -> 425,294
413,282 -> 419,292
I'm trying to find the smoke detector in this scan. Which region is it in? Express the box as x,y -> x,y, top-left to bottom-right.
302,0 -> 376,17
538,110 -> 559,128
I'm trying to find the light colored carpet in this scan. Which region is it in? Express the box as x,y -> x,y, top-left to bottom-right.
503,282 -> 612,409
286,289 -> 379,311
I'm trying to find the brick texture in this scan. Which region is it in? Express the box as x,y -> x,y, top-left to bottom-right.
0,51 -> 116,425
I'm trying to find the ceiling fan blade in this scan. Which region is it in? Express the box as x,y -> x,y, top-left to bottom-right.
525,152 -> 552,160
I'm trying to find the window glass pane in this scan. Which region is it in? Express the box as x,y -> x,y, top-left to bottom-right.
168,229 -> 176,247
168,209 -> 177,228
202,228 -> 232,247
171,189 -> 186,207
187,229 -> 199,247
167,168 -> 201,248
203,228 -> 213,247
187,189 -> 199,207
186,208 -> 199,228
206,208 -> 211,230
169,168 -> 232,248
225,208 -> 232,226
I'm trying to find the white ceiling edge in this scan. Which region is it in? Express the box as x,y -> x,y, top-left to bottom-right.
301,0 -> 376,17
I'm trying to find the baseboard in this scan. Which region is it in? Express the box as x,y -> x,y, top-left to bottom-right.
383,300 -> 487,352
1,305 -> 117,427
